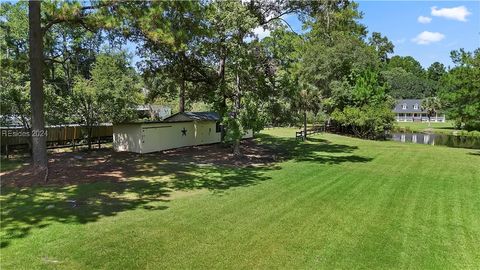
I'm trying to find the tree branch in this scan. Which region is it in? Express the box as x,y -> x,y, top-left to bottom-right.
278,17 -> 299,35
44,57 -> 66,65
41,2 -> 113,36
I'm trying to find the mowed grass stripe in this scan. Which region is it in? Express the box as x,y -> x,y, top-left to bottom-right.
292,144 -> 413,268
115,161 -> 347,268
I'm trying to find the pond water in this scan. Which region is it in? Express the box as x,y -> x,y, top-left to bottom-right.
390,133 -> 480,149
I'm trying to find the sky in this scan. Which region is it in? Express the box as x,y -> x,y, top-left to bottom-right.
279,1 -> 480,68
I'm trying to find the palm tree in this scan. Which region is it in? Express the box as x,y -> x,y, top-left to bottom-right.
421,97 -> 442,127
293,86 -> 321,140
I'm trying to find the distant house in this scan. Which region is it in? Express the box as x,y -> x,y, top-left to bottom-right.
136,105 -> 171,120
113,112 -> 253,153
0,115 -> 24,127
393,99 -> 445,122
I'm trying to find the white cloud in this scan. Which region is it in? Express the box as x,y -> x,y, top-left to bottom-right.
431,6 -> 471,22
395,38 -> 406,44
417,16 -> 432,24
252,26 -> 271,40
412,31 -> 445,45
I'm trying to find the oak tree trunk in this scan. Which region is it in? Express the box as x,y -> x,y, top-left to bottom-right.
233,72 -> 241,156
28,0 -> 48,173
233,139 -> 241,156
179,78 -> 185,113
87,125 -> 93,151
178,51 -> 187,113
217,48 -> 227,141
303,111 -> 307,141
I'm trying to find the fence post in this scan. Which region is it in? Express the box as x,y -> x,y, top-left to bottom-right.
97,128 -> 101,149
64,126 -> 67,146
72,126 -> 76,152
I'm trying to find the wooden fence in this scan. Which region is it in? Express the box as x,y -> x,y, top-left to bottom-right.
1,125 -> 113,154
295,126 -> 325,140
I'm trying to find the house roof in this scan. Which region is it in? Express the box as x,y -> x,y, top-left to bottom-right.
393,99 -> 426,113
136,104 -> 171,111
163,112 -> 220,122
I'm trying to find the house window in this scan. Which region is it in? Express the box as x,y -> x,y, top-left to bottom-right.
414,104 -> 418,110
402,103 -> 407,110
215,122 -> 222,133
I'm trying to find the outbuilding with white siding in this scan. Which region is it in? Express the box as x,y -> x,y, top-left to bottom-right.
113,112 -> 253,154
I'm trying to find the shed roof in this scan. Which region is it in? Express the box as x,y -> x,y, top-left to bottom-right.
163,112 -> 220,122
393,99 -> 426,113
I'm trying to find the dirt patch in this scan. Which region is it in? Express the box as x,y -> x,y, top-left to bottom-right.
1,140 -> 278,188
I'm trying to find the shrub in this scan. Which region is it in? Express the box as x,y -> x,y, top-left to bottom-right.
332,103 -> 395,139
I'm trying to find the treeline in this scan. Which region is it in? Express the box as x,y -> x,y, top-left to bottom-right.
1,1 -> 479,169
1,3 -> 142,151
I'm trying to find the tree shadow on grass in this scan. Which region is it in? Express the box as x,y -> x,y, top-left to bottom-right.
0,154 -> 275,248
468,151 -> 480,156
130,160 -> 278,192
0,133 -> 372,248
256,134 -> 373,164
0,180 -> 170,248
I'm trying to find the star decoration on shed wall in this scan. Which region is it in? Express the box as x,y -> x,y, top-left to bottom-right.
181,127 -> 187,136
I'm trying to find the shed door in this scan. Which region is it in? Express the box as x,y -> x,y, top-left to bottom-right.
142,126 -> 172,152
197,124 -> 206,144
195,122 -> 212,144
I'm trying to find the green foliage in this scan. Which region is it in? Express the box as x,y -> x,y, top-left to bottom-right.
421,96 -> 442,120
72,52 -> 143,125
332,104 -> 395,139
241,94 -> 269,133
368,32 -> 394,63
44,84 -> 73,125
0,2 -> 74,127
0,2 -> 30,128
350,71 -> 388,106
3,0 -> 475,149
300,33 -> 380,103
427,62 -> 446,82
381,67 -> 436,99
199,1 -> 286,151
380,56 -> 444,99
440,49 -> 480,131
308,1 -> 367,41
296,2 -> 381,125
0,1 -> 114,129
72,76 -> 98,124
0,74 -> 30,127
387,56 -> 425,77
70,52 -> 142,148
135,1 -> 212,108
0,2 -> 28,55
260,26 -> 303,126
331,71 -> 395,139
222,115 -> 243,144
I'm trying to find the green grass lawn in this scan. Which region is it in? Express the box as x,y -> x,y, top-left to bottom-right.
393,121 -> 480,137
394,121 -> 457,134
1,128 -> 480,269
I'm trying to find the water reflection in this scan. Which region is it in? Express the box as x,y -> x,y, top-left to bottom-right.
390,133 -> 480,149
